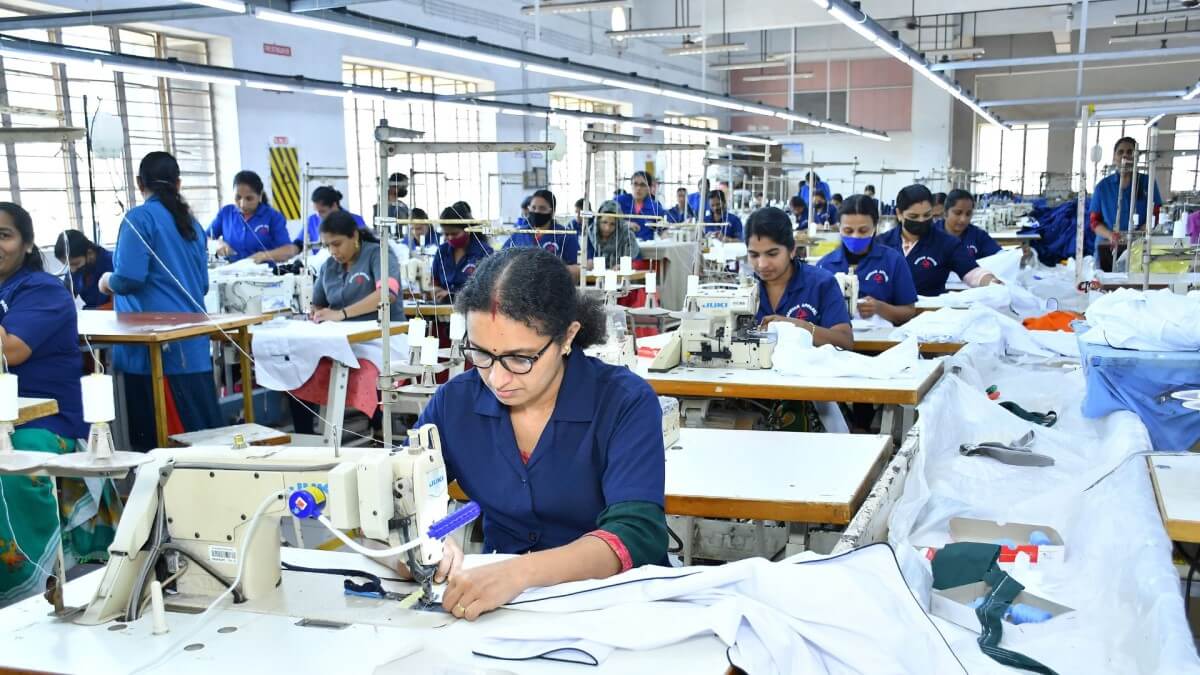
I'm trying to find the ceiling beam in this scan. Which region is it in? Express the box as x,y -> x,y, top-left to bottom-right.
447,84 -> 613,100
289,0 -> 371,11
0,5 -> 228,30
980,91 -> 1190,108
931,45 -> 1200,71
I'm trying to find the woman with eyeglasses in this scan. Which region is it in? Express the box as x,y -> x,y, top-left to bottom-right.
388,247 -> 667,621
616,170 -> 667,241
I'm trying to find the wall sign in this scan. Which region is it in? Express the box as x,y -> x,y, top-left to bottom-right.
263,43 -> 292,57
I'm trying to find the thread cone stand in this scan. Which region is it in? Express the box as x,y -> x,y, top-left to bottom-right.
44,423 -> 151,478
0,422 -> 52,474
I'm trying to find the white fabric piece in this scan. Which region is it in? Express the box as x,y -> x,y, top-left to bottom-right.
250,319 -> 361,391
771,323 -> 920,380
475,545 -> 965,674
887,344 -> 1200,674
890,306 -> 1073,359
976,249 -> 1024,282
1079,288 -> 1200,351
351,335 -> 410,373
218,258 -> 271,274
852,313 -> 894,332
918,283 -> 1048,319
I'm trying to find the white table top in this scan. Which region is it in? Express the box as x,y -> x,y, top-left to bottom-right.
637,356 -> 943,406
0,548 -> 727,674
666,428 -> 891,523
1148,454 -> 1200,544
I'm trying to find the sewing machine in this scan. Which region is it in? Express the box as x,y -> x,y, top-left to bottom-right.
835,272 -> 859,318
207,265 -> 313,315
649,279 -> 775,372
402,254 -> 436,301
76,425 -> 452,625
585,304 -> 638,369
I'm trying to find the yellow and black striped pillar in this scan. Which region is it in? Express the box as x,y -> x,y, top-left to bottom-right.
269,146 -> 301,219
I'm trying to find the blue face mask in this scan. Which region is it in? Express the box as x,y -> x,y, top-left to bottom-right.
842,235 -> 873,255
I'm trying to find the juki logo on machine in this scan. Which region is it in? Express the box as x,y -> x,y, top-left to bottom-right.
913,256 -> 938,270
787,303 -> 818,320
865,268 -> 890,284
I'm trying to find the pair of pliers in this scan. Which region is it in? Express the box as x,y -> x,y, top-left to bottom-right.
960,431 -> 1055,467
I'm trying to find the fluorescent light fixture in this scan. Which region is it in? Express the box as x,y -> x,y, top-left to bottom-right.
601,78 -> 663,95
741,72 -> 816,82
664,42 -> 748,56
499,107 -> 547,117
1148,114 -> 1166,126
524,62 -> 604,84
254,8 -> 415,47
1185,82 -> 1200,100
606,25 -> 700,40
309,87 -> 351,98
521,0 -> 630,15
187,0 -> 246,12
610,7 -> 627,32
1109,30 -> 1200,45
704,98 -> 750,111
110,63 -> 242,85
829,4 -> 881,44
0,47 -> 102,69
708,60 -> 785,72
245,81 -> 294,92
737,103 -> 778,116
1114,8 -> 1198,26
415,41 -> 521,68
660,88 -> 712,105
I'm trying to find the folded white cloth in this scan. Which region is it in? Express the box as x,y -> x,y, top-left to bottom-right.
1079,287 -> 1200,351
852,313 -> 894,332
250,319 -> 361,390
771,322 -> 920,380
891,306 -> 1073,358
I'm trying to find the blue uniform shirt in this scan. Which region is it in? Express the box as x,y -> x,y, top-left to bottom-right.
817,242 -> 918,307
503,225 -> 580,265
207,203 -> 290,262
71,246 -> 114,309
431,237 -> 491,294
109,196 -> 210,376
416,349 -> 665,555
755,260 -> 851,328
877,225 -> 977,297
799,182 -> 831,206
1088,172 -> 1163,252
615,193 -> 667,241
665,205 -> 688,224
294,211 -> 368,252
0,268 -> 86,439
938,222 -> 1002,260
702,211 -> 744,240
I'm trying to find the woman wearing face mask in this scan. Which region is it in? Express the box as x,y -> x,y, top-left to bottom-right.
386,247 -> 667,621
817,195 -> 917,325
876,184 -> 997,297
938,190 -> 1001,261
504,189 -> 581,282
207,170 -> 290,263
268,186 -> 368,261
586,200 -> 641,270
431,203 -> 491,302
54,229 -> 113,309
616,171 -> 667,242
745,207 -> 852,349
98,151 -> 222,450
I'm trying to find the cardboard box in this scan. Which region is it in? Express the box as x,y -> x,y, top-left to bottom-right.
949,517 -> 1066,569
932,581 -> 1076,638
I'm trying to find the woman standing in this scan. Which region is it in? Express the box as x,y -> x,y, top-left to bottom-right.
586,200 -> 641,270
616,171 -> 667,241
54,229 -> 113,309
939,190 -> 1001,261
207,170 -> 290,263
267,186 -> 367,260
817,194 -> 918,325
99,151 -> 221,450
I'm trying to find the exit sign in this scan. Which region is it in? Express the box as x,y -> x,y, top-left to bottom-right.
273,136 -> 288,145
263,43 -> 292,57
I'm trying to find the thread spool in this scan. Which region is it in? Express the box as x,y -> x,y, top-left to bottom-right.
645,271 -> 657,295
593,256 -> 606,275
420,336 -> 439,366
408,317 -> 427,339
448,313 -> 467,341
0,374 -> 17,422
81,374 -> 116,423
1028,530 -> 1053,546
686,275 -> 699,297
604,271 -> 618,290
619,256 -> 633,274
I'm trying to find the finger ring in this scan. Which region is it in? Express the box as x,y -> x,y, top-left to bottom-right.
454,604 -> 466,615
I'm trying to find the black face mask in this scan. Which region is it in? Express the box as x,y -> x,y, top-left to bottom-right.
394,188 -> 408,199
813,202 -> 826,213
529,211 -> 553,228
902,218 -> 931,237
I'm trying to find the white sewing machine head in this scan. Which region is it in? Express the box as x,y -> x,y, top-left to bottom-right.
402,255 -> 435,300
834,272 -> 859,318
207,263 -> 313,315
77,426 -> 450,625
584,304 -> 637,369
650,279 -> 774,371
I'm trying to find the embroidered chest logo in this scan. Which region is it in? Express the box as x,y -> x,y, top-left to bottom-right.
787,303 -> 818,320
967,245 -> 979,256
463,262 -> 478,277
913,255 -> 938,270
254,225 -> 270,236
348,272 -> 370,286
865,268 -> 890,284
541,241 -> 560,255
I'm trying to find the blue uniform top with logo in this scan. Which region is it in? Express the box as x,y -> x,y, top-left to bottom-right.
817,242 -> 918,307
615,193 -> 667,241
876,225 -> 978,297
71,246 -> 114,309
665,205 -> 688,224
415,348 -> 665,555
1088,172 -> 1163,253
312,240 -> 402,321
503,225 -> 580,265
755,259 -> 852,327
108,198 -> 210,375
938,222 -> 1002,260
0,267 -> 86,439
799,181 -> 831,206
702,211 -> 744,240
207,202 -> 290,262
294,211 -> 368,253
431,237 -> 492,294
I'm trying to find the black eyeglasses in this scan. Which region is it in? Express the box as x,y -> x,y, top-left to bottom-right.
462,337 -> 556,374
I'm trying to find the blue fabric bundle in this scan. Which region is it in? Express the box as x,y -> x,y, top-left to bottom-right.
1019,202 -> 1095,267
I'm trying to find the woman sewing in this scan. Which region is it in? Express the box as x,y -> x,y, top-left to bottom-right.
615,171 -> 667,241
938,190 -> 1001,261
586,199 -> 641,269
746,207 -> 853,349
54,229 -> 113,309
207,170 -> 290,263
389,247 -> 667,620
0,203 -> 119,603
876,184 -> 998,297
310,210 -> 402,324
99,151 -> 222,450
817,194 -> 918,325
431,203 -> 491,302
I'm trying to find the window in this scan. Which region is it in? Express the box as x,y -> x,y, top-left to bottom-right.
343,59 -> 497,224
659,114 -> 716,200
0,17 -> 220,245
1072,118 -> 1149,191
1171,115 -> 1199,194
548,92 -> 631,209
974,123 -> 1048,195
793,92 -> 847,125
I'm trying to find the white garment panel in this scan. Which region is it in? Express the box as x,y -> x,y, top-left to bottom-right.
250,319 -> 361,391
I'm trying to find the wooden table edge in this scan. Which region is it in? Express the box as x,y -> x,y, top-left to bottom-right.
1147,456 -> 1200,544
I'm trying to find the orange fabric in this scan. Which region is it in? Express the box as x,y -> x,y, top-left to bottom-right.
1022,310 -> 1083,332
160,376 -> 186,436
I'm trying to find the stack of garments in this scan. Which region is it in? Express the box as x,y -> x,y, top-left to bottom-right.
1020,202 -> 1095,267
